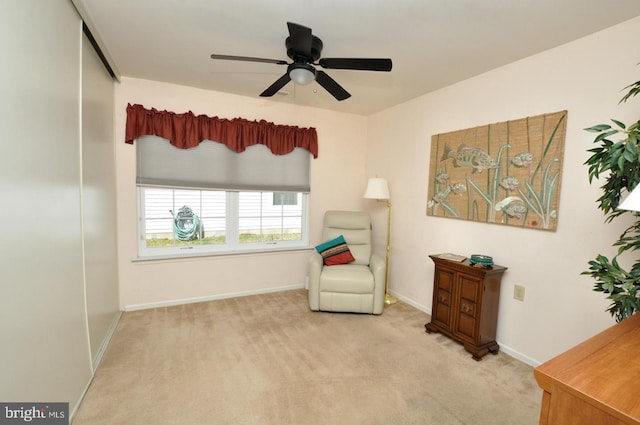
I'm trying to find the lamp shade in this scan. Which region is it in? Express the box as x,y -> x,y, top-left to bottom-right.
364,177 -> 390,200
619,185 -> 640,212
289,65 -> 316,85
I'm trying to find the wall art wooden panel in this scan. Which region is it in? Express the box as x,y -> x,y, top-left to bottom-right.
426,111 -> 567,231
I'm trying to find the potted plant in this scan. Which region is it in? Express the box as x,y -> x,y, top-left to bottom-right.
583,75 -> 640,322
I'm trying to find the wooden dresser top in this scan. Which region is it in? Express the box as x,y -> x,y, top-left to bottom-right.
534,313 -> 640,423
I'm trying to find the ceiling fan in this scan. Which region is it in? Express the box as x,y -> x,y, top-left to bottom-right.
210,22 -> 392,101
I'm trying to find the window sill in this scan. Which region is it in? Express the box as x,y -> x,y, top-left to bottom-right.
132,245 -> 314,263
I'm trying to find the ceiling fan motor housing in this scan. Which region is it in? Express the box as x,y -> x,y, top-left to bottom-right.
286,35 -> 323,62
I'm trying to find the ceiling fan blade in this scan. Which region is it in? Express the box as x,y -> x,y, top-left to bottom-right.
316,70 -> 351,101
260,73 -> 292,97
286,22 -> 313,57
318,58 -> 392,72
211,54 -> 287,65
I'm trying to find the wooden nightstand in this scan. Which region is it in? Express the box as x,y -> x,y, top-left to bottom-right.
425,254 -> 507,360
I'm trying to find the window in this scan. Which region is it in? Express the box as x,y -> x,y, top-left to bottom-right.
273,192 -> 298,206
135,136 -> 311,258
138,188 -> 308,257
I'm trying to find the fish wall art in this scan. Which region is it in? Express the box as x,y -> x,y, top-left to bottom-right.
426,111 -> 567,231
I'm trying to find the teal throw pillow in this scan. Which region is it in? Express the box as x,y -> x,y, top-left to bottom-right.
315,235 -> 356,266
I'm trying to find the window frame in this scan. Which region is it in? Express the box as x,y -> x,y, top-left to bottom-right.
136,186 -> 310,259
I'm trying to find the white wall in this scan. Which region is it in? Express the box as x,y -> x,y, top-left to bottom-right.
367,16 -> 640,364
0,0 -> 92,409
114,78 -> 369,309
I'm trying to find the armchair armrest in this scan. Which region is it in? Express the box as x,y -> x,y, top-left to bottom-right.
308,251 -> 323,310
369,253 -> 385,276
369,253 -> 387,314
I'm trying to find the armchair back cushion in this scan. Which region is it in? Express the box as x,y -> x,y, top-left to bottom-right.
322,211 -> 371,265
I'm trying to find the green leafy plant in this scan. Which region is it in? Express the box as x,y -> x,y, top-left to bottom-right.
583,75 -> 640,322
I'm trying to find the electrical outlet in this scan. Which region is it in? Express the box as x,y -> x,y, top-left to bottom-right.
514,284 -> 526,302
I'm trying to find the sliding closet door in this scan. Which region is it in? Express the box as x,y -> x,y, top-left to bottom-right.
81,31 -> 119,368
0,0 -> 92,407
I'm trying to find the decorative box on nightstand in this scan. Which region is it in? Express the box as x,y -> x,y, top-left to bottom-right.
425,254 -> 507,360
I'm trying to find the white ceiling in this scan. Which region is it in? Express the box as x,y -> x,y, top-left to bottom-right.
73,0 -> 640,116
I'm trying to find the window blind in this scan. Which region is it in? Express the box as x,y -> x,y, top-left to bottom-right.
136,136 -> 311,192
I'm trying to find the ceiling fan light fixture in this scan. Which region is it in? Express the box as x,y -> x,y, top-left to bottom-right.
288,63 -> 316,85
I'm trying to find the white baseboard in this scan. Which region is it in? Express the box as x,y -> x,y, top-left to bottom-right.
498,345 -> 541,367
390,290 -> 541,367
123,283 -> 305,312
92,311 -> 122,372
73,311 -> 122,423
71,374 -> 94,424
390,290 -> 432,314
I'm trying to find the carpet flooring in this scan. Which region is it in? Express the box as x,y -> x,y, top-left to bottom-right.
73,289 -> 541,425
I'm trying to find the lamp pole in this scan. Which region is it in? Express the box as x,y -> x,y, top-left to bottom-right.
384,199 -> 396,305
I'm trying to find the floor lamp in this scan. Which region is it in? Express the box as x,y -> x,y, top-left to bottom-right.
364,177 -> 397,305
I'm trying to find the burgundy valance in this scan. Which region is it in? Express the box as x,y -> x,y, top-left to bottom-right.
125,103 -> 318,158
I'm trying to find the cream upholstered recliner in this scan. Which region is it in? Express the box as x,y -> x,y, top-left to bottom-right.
308,210 -> 386,314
